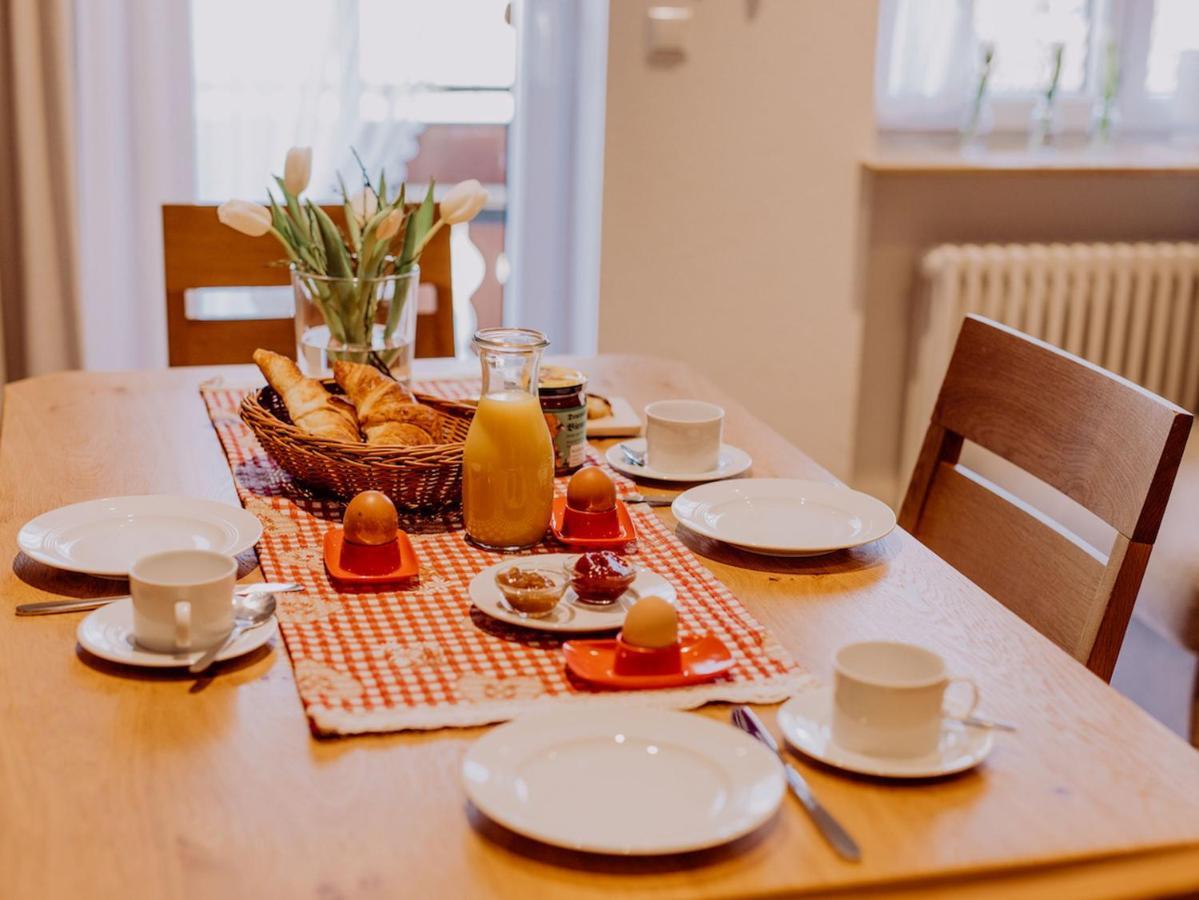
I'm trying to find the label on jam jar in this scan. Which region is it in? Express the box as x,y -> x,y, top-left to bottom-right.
540,367 -> 588,475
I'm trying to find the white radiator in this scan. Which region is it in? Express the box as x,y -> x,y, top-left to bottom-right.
903,242 -> 1199,488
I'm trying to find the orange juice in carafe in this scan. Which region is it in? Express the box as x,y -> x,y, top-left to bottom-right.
462,329 -> 555,550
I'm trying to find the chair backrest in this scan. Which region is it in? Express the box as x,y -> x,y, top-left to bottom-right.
162,204 -> 455,366
899,315 -> 1192,680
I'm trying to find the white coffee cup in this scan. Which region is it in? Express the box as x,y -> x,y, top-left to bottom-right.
832,641 -> 978,758
129,550 -> 237,653
644,400 -> 724,474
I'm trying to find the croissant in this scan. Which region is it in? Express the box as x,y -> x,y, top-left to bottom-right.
332,361 -> 442,445
252,349 -> 360,442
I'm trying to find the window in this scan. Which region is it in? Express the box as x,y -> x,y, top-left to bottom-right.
189,0 -> 514,344
876,0 -> 1199,133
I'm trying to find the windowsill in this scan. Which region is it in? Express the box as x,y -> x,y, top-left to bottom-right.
863,133 -> 1199,174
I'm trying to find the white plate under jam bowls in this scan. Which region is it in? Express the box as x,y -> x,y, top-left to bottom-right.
605,438 -> 752,483
672,478 -> 896,557
777,683 -> 994,779
17,495 -> 263,578
462,707 -> 785,855
469,553 -> 676,634
76,597 -> 276,669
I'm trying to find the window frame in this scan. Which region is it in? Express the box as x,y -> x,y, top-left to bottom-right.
875,0 -> 1182,136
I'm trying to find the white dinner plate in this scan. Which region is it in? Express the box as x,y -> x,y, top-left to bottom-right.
604,438 -> 752,483
462,707 -> 785,854
777,683 -> 994,779
469,553 -> 676,633
672,478 -> 895,557
18,495 -> 263,578
77,597 -> 277,669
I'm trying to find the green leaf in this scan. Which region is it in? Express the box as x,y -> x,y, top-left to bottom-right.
378,170 -> 387,206
308,201 -> 352,279
338,173 -> 362,252
275,175 -> 310,241
398,182 -> 436,270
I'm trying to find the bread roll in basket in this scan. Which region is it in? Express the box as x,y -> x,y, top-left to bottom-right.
240,352 -> 475,511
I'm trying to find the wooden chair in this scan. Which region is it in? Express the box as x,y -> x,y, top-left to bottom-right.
162,204 -> 455,366
899,315 -> 1193,681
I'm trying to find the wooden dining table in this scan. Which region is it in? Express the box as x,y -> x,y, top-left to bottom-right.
2,355 -> 1198,900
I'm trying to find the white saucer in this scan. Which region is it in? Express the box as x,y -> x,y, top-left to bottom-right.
77,597 -> 277,668
18,495 -> 263,578
462,707 -> 784,855
604,439 -> 752,483
777,683 -> 994,779
672,478 -> 896,557
469,553 -> 676,633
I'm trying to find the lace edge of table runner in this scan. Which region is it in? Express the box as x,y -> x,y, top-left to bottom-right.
306,670 -> 814,735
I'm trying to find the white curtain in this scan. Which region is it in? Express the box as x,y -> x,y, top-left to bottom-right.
74,0 -> 195,370
0,0 -> 82,379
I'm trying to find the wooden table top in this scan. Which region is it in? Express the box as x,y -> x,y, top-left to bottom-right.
2,356 -> 1198,900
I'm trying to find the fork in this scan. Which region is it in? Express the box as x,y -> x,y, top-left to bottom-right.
731,706 -> 862,862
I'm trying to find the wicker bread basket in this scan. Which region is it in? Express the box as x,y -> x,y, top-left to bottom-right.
239,382 -> 476,510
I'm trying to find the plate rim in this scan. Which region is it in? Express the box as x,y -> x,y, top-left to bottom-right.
461,707 -> 785,854
671,478 -> 896,555
468,552 -> 676,634
604,439 -> 752,483
76,597 -> 276,668
776,683 -> 994,779
17,494 -> 264,577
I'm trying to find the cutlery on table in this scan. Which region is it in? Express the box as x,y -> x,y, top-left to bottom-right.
731,706 -> 862,863
14,582 -> 302,616
624,493 -> 673,507
957,715 -> 1017,732
619,443 -> 646,467
189,593 -> 277,675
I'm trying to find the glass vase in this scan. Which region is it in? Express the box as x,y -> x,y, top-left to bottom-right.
291,264 -> 419,385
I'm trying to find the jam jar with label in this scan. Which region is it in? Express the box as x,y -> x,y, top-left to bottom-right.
539,366 -> 588,475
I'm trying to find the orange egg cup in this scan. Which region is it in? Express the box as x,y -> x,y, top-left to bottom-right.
323,527 -> 420,584
550,496 -> 637,549
562,634 -> 734,690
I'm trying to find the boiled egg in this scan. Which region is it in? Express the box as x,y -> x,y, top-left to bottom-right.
343,491 -> 398,546
621,595 -> 678,649
566,466 -> 616,512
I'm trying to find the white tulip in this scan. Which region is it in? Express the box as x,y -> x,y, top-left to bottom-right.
350,188 -> 379,224
376,208 -> 404,241
439,179 -> 488,224
217,199 -> 272,237
283,146 -> 312,195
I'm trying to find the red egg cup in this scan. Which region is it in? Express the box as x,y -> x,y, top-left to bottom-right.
323,527 -> 420,584
550,496 -> 637,549
562,634 -> 735,690
613,635 -> 682,676
562,503 -> 622,539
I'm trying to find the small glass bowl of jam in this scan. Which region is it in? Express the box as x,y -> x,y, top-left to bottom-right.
495,565 -> 569,617
564,551 -> 637,605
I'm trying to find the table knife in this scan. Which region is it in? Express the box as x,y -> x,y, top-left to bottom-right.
732,706 -> 862,862
14,582 -> 302,616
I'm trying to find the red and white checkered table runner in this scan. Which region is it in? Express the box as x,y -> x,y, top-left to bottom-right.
201,381 -> 807,735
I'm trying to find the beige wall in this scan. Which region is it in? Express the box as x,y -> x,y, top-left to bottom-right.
598,0 -> 879,478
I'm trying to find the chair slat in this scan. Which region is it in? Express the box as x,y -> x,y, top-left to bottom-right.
162,204 -> 455,365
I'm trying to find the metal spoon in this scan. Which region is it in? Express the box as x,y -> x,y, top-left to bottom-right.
189,593 -> 277,675
624,493 -> 674,507
957,715 -> 1018,732
15,582 -> 301,617
619,443 -> 646,466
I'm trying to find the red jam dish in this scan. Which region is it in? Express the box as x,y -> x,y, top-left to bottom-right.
566,551 -> 636,605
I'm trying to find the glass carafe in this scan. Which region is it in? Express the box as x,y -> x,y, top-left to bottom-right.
462,328 -> 555,550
